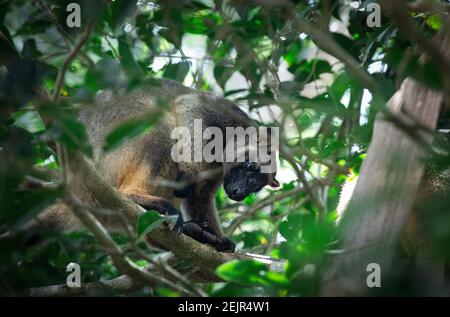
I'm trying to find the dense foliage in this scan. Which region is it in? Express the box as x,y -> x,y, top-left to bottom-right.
0,0 -> 449,296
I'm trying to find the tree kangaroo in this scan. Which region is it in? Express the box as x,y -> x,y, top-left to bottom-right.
36,79 -> 280,253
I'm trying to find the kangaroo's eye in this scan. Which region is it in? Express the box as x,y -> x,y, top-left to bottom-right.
244,161 -> 259,172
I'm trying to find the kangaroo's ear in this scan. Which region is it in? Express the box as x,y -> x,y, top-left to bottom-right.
269,177 -> 280,188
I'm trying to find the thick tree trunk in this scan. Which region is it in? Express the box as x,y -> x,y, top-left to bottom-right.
320,33 -> 449,296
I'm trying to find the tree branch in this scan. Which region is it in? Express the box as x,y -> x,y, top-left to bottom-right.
66,194 -> 199,296
65,151 -> 248,281
27,275 -> 139,297
52,21 -> 93,102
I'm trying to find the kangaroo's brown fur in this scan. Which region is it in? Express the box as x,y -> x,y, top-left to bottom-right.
34,79 -> 275,252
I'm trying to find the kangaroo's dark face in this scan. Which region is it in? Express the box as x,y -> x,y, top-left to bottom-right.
223,161 -> 279,201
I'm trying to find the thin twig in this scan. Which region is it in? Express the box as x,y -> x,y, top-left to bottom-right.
52,21 -> 93,102
226,186 -> 306,235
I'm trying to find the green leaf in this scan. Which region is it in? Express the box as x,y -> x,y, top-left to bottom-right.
330,72 -> 351,101
234,231 -> 268,249
12,111 -> 45,134
331,32 -> 358,58
296,95 -> 347,118
283,41 -> 303,67
264,271 -> 289,287
42,107 -> 92,156
291,59 -> 332,83
103,113 -> 162,152
426,14 -> 443,31
243,193 -> 256,206
385,48 -> 444,90
278,81 -> 303,97
136,13 -> 154,47
85,57 -> 122,90
216,259 -> 269,286
321,140 -> 345,158
118,35 -> 143,78
136,210 -> 166,240
214,65 -> 234,88
10,187 -> 63,233
0,23 -> 18,61
279,213 -> 303,242
48,241 -> 70,268
58,116 -> 92,156
183,10 -> 221,35
152,4 -> 183,48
